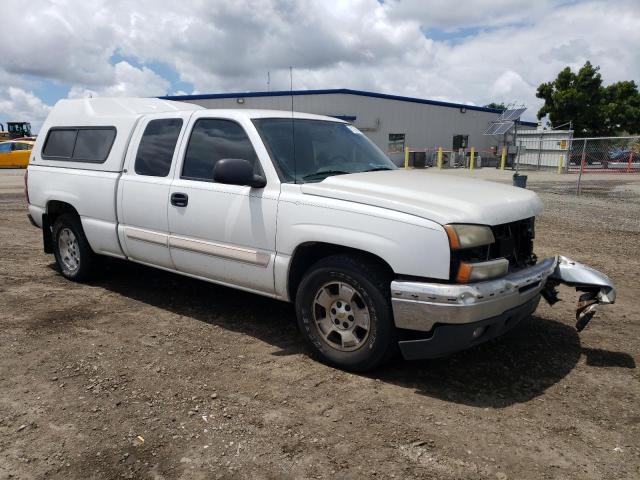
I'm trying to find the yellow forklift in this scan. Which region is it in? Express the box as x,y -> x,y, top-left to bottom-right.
0,122 -> 33,140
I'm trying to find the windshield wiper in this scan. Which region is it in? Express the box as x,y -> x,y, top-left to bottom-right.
302,170 -> 351,180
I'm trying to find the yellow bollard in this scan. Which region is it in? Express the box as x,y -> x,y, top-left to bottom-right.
500,146 -> 507,170
557,154 -> 564,174
437,147 -> 443,169
404,146 -> 409,169
469,147 -> 475,170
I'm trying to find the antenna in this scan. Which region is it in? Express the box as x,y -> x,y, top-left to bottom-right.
290,66 -> 297,184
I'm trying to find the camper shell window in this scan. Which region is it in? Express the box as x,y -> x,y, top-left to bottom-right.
42,127 -> 116,163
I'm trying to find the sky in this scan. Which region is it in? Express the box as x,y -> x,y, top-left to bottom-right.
1,0 -> 639,132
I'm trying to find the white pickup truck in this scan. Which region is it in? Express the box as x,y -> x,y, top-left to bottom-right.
25,97 -> 615,371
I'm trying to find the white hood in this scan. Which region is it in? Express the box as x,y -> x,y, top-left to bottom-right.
300,170 -> 543,226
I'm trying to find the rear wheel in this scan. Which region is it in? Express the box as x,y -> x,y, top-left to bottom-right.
52,214 -> 97,282
295,254 -> 396,371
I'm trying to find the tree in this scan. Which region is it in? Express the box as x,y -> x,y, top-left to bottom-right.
484,102 -> 506,111
602,80 -> 640,135
536,61 -> 640,136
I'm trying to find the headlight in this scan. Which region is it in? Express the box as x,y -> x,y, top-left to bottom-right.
444,224 -> 495,249
456,258 -> 509,283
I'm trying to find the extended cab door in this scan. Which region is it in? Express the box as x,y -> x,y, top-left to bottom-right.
117,113 -> 190,268
167,113 -> 279,295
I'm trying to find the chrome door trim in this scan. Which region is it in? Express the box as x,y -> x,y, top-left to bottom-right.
124,226 -> 169,247
124,226 -> 270,267
169,235 -> 270,267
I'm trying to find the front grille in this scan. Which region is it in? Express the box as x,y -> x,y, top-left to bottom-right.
490,217 -> 536,270
449,217 -> 537,280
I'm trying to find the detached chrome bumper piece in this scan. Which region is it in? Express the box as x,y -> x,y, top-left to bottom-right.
391,256 -> 616,360
544,255 -> 616,331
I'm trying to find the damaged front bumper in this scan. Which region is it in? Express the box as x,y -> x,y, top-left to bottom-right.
391,256 -> 616,360
543,255 -> 616,331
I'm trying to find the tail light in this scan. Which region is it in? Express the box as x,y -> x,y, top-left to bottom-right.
24,169 -> 30,204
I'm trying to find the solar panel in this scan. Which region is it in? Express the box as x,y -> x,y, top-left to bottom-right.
484,121 -> 513,135
493,121 -> 515,134
484,123 -> 497,135
484,123 -> 499,135
498,107 -> 527,121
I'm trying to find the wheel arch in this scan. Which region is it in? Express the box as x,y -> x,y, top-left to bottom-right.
46,200 -> 80,222
43,200 -> 82,254
287,242 -> 394,302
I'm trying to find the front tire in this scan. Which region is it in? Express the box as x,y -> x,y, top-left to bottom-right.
52,214 -> 97,282
295,254 -> 396,372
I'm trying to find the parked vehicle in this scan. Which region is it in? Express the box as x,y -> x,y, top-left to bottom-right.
0,139 -> 34,168
25,98 -> 616,371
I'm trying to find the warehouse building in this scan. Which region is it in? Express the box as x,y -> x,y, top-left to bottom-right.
163,88 -> 536,165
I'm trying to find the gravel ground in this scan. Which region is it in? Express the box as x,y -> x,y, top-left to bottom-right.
0,176 -> 639,479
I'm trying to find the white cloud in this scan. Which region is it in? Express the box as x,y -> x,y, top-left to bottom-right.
67,61 -> 171,98
384,0 -> 554,29
0,87 -> 52,133
0,0 -> 638,127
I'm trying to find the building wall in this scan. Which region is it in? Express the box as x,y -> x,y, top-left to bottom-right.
181,93 -> 503,164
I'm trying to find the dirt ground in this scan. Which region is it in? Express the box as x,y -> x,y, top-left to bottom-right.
1,173 -> 639,479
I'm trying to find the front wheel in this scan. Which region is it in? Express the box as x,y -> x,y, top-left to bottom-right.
52,214 -> 97,282
295,254 -> 397,372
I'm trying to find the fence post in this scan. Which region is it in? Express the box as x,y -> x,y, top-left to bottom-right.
470,147 -> 475,171
577,139 -> 587,195
628,151 -> 634,173
437,147 -> 443,169
500,146 -> 506,170
537,132 -> 543,170
404,146 -> 409,170
557,155 -> 564,174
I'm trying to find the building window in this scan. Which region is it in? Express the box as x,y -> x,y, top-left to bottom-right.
452,134 -> 469,150
388,133 -> 405,153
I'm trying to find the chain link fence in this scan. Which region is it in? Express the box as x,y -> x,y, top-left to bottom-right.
567,136 -> 640,173
513,135 -> 640,173
398,137 -> 639,174
512,128 -> 572,171
514,136 -> 570,171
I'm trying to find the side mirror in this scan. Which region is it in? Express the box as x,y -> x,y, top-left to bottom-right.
213,158 -> 266,188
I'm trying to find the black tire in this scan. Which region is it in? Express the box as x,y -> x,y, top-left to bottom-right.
295,254 -> 397,372
51,213 -> 97,282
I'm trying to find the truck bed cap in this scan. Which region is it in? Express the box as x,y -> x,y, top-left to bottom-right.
47,97 -> 203,123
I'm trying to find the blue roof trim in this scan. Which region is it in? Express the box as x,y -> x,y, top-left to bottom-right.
160,88 -> 506,114
519,121 -> 538,127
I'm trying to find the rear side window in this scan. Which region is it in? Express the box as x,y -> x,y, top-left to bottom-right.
42,127 -> 116,162
182,119 -> 258,182
134,119 -> 183,177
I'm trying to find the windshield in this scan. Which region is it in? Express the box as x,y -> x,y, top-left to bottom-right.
253,118 -> 396,183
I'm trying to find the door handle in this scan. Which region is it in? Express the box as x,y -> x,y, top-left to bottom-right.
170,192 -> 188,207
